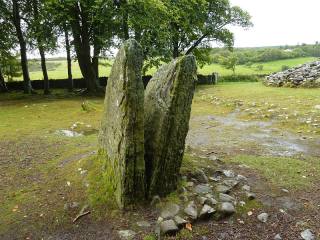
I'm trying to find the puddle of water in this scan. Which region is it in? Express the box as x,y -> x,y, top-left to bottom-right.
56,130 -> 83,137
55,129 -> 99,138
188,111 -> 320,157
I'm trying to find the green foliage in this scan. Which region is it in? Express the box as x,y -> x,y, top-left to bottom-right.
219,74 -> 260,83
1,56 -> 22,81
281,65 -> 290,71
218,52 -> 238,74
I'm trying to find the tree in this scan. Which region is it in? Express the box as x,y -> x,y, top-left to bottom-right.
0,0 -> 18,92
219,53 -> 238,74
162,0 -> 252,64
10,0 -> 34,93
47,0 -> 116,94
27,0 -> 58,94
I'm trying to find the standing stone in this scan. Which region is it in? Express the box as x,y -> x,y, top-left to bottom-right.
99,39 -> 145,209
144,55 -> 197,196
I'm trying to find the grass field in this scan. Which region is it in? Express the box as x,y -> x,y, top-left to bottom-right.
11,56 -> 317,81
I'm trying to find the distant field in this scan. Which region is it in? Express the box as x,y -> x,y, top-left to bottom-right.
199,57 -> 318,75
12,56 -> 317,81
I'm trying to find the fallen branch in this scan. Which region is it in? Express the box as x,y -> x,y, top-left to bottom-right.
73,211 -> 91,223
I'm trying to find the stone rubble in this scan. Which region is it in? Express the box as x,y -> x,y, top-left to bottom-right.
265,61 -> 320,88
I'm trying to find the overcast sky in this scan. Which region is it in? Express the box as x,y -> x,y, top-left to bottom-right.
228,0 -> 320,48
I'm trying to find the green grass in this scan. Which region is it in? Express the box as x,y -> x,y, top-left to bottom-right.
198,57 -> 317,75
229,155 -> 320,190
192,82 -> 320,134
10,57 -> 317,81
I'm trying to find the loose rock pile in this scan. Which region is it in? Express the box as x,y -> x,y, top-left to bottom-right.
264,61 -> 320,88
155,168 -> 256,236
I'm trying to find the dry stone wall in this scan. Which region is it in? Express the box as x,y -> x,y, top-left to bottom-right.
265,61 -> 320,88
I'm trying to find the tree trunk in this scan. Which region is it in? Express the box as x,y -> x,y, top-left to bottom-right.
0,66 -> 8,92
32,0 -> 49,94
92,44 -> 100,79
39,46 -> 50,94
70,3 -> 100,93
12,0 -> 32,94
64,26 -> 73,91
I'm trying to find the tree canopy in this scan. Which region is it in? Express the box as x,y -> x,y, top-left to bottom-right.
0,0 -> 252,94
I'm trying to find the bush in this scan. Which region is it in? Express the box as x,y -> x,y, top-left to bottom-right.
256,65 -> 264,71
281,65 -> 290,71
219,74 -> 261,83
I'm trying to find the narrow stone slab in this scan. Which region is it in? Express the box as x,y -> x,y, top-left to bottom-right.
144,55 -> 197,196
99,39 -> 145,209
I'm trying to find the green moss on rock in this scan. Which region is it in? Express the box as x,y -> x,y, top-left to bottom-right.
99,39 -> 145,209
144,55 -> 197,197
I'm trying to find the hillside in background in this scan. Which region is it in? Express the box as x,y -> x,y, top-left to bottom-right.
8,44 -> 320,81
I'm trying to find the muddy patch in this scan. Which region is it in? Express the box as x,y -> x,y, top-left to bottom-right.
187,111 -> 320,157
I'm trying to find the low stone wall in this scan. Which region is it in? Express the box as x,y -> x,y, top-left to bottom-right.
5,74 -> 217,91
264,61 -> 320,88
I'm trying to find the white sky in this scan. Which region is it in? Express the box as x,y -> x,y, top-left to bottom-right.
229,0 -> 320,47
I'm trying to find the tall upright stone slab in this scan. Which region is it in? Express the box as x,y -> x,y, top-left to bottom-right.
99,39 -> 145,209
144,55 -> 197,197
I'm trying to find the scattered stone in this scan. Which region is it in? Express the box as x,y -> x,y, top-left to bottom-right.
236,174 -> 247,182
151,195 -> 161,206
246,192 -> 256,200
99,39 -> 145,209
160,220 -> 179,235
118,230 -> 136,240
186,182 -> 194,188
194,184 -> 212,194
194,169 -> 209,183
223,170 -> 235,178
199,204 -> 216,219
205,197 -> 218,206
160,203 -> 180,219
64,202 -> 79,210
281,188 -> 289,193
223,179 -> 239,188
300,229 -> 315,240
219,193 -> 235,202
257,213 -> 269,223
315,105 -> 320,110
174,215 -> 188,227
197,196 -> 207,205
239,201 -> 246,207
157,217 -> 164,224
274,234 -> 282,240
218,202 -> 236,216
184,201 -> 198,220
136,221 -> 151,228
242,185 -> 251,192
216,184 -> 232,194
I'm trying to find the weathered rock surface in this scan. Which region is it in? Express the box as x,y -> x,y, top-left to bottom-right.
160,220 -> 179,235
174,215 -> 188,227
118,230 -> 136,240
218,202 -> 236,216
99,39 -> 145,209
160,203 -> 180,219
257,212 -> 269,223
265,61 -> 320,88
144,55 -> 197,196
184,201 -> 198,220
194,184 -> 213,195
199,204 -> 216,219
300,229 -> 315,240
